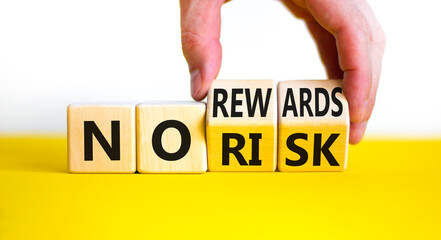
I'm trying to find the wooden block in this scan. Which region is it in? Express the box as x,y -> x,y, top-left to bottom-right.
67,103 -> 136,173
137,102 -> 207,173
206,80 -> 277,171
277,80 -> 349,171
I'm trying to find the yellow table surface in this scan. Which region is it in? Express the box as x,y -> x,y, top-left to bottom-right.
1,136 -> 440,239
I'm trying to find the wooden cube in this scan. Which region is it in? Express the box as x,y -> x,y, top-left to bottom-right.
67,103 -> 136,173
277,80 -> 349,171
206,80 -> 277,171
136,102 -> 207,173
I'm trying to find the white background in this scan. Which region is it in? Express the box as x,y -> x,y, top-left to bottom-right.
0,0 -> 440,136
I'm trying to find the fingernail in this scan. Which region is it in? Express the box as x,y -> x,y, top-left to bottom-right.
362,99 -> 369,120
360,120 -> 368,132
350,120 -> 368,144
190,69 -> 201,98
358,120 -> 368,140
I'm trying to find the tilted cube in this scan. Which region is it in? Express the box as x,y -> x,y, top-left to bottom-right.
278,80 -> 349,171
206,80 -> 277,171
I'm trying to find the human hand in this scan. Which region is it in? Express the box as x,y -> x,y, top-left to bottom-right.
180,0 -> 385,144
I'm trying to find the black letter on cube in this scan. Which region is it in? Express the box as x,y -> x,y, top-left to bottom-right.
248,133 -> 262,165
286,133 -> 308,166
222,133 -> 262,166
84,121 -> 121,161
222,133 -> 247,165
313,133 -> 340,166
152,120 -> 191,161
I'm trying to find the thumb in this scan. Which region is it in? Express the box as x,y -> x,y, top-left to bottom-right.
180,0 -> 224,101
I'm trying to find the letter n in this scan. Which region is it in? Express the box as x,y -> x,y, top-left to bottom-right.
84,121 -> 120,161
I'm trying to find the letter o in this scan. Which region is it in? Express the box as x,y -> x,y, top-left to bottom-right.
152,120 -> 191,161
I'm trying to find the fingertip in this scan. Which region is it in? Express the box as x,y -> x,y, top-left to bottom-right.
190,68 -> 216,101
190,69 -> 202,100
349,121 -> 367,145
343,68 -> 371,120
192,93 -> 206,102
348,98 -> 369,124
180,0 -> 223,102
183,39 -> 221,101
